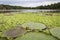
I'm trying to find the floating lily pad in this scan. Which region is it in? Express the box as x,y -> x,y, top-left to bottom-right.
50,27 -> 60,39
23,22 -> 46,31
15,32 -> 57,40
4,27 -> 26,38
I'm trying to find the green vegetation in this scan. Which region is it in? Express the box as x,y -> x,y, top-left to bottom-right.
35,2 -> 60,9
23,22 -> 46,31
50,27 -> 60,39
15,32 -> 57,40
0,2 -> 60,9
0,12 -> 60,40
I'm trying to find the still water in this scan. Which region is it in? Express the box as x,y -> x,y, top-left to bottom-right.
0,9 -> 60,13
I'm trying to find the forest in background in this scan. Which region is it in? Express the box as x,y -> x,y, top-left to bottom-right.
0,2 -> 60,9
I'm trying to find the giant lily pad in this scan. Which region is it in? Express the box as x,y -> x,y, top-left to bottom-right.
4,27 -> 26,38
50,27 -> 60,39
15,32 -> 57,40
23,22 -> 46,31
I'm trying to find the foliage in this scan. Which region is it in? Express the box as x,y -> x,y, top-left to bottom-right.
0,37 -> 8,40
0,2 -> 60,9
0,12 -> 60,40
0,12 -> 60,31
34,2 -> 60,9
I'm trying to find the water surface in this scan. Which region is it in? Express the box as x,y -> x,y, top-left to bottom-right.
0,9 -> 60,13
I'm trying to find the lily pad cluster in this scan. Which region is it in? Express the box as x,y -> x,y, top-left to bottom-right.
3,22 -> 60,40
15,32 -> 57,40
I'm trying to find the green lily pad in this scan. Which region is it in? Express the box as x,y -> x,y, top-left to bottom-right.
50,27 -> 60,39
23,22 -> 46,30
15,32 -> 57,40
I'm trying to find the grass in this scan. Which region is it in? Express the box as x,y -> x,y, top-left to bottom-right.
0,12 -> 60,40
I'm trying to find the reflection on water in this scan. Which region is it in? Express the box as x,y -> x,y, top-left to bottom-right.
0,9 -> 60,13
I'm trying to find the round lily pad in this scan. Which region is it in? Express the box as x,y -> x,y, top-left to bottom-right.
4,27 -> 26,38
23,22 -> 46,30
15,32 -> 57,40
50,27 -> 60,39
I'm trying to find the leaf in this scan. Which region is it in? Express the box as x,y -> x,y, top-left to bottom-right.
50,27 -> 60,39
23,22 -> 46,31
15,32 -> 57,40
4,27 -> 26,38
